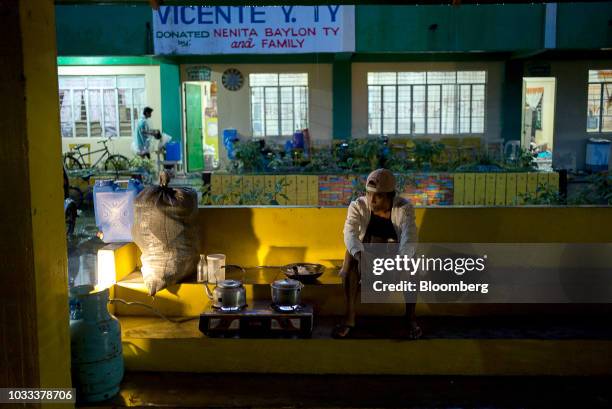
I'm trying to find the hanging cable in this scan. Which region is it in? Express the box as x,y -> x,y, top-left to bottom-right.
109,298 -> 197,324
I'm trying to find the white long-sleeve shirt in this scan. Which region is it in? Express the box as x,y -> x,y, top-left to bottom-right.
343,196 -> 418,258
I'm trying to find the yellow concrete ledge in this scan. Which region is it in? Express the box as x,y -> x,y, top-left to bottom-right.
98,242 -> 140,283
120,317 -> 612,376
110,207 -> 612,277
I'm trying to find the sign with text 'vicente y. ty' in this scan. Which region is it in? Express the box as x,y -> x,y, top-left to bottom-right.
153,5 -> 355,55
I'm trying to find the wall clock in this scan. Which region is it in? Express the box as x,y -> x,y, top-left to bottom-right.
222,68 -> 244,91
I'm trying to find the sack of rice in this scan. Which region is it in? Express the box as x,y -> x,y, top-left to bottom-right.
132,172 -> 199,295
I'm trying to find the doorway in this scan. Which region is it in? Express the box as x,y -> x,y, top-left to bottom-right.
182,81 -> 219,173
521,77 -> 556,160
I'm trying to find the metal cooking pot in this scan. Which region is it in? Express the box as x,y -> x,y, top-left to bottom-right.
204,279 -> 246,310
271,278 -> 304,307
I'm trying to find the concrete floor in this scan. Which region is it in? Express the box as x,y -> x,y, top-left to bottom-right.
80,372 -> 612,408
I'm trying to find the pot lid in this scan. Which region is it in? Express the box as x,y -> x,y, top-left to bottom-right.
217,279 -> 243,289
272,278 -> 302,289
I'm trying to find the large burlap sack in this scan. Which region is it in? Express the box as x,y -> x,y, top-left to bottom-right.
132,172 -> 199,295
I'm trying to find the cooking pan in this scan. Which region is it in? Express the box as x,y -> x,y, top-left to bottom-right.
281,263 -> 325,283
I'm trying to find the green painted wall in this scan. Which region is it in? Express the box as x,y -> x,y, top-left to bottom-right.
557,3 -> 612,49
55,4 -> 546,56
56,5 -> 152,56
501,60 -> 524,144
332,56 -> 352,139
169,54 -> 335,64
56,4 -> 612,56
160,63 -> 182,142
356,4 -> 545,52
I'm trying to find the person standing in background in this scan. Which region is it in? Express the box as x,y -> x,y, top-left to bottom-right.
132,106 -> 160,159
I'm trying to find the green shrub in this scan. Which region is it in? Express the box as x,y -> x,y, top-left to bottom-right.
231,141 -> 266,173
518,183 -> 564,205
569,171 -> 612,205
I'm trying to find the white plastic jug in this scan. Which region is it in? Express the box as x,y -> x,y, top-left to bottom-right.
93,179 -> 143,243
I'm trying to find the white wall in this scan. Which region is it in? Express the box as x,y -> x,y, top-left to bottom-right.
58,65 -> 162,165
180,63 -> 333,146
522,77 -> 556,151
351,61 -> 504,143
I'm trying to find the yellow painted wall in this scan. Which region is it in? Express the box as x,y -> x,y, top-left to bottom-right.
22,0 -> 72,400
351,62 -> 503,142
58,65 -> 162,163
197,206 -> 612,267
180,63 -> 333,147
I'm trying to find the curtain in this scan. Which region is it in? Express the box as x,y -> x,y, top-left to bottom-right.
59,90 -> 73,137
88,90 -> 101,122
526,87 -> 544,132
103,89 -> 117,137
441,84 -> 455,134
525,87 -> 544,109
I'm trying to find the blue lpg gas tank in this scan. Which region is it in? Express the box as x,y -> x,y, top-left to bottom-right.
93,179 -> 143,243
69,286 -> 123,403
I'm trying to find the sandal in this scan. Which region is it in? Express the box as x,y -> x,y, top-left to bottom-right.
332,324 -> 355,339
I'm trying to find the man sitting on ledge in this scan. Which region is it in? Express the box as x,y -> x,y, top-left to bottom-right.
333,168 -> 421,339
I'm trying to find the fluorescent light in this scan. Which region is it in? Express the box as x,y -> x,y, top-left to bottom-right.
97,248 -> 117,289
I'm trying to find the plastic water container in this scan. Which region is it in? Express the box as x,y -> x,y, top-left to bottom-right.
223,128 -> 238,141
586,138 -> 611,172
284,140 -> 294,153
93,179 -> 143,243
165,141 -> 181,161
223,129 -> 239,160
293,130 -> 305,149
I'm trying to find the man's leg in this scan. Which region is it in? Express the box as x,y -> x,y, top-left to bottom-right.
399,266 -> 422,339
403,300 -> 422,339
343,251 -> 360,327
334,249 -> 359,337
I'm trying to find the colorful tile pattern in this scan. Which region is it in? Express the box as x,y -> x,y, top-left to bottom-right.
318,175 -> 359,206
208,172 -> 558,207
400,173 -> 454,206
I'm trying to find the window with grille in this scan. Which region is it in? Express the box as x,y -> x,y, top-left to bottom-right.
587,70 -> 612,133
367,71 -> 486,136
249,73 -> 308,137
58,75 -> 146,138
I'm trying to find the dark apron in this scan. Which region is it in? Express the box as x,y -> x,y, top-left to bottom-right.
341,214 -> 397,275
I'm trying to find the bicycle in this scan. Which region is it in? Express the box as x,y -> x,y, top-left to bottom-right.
63,137 -> 130,172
